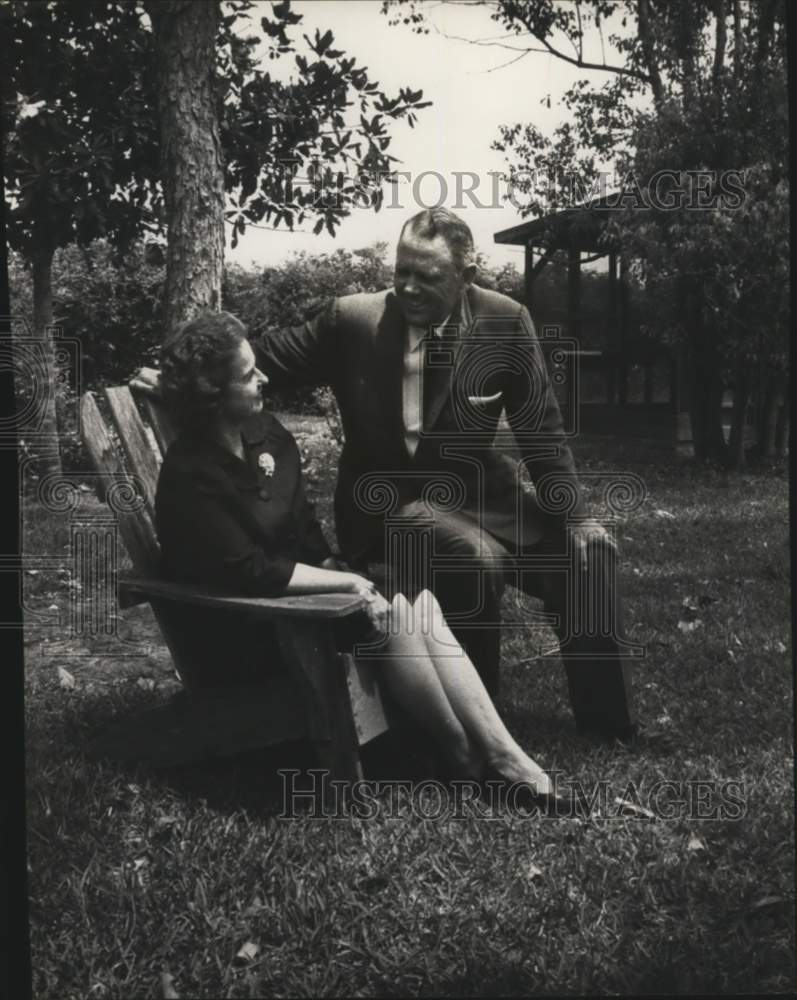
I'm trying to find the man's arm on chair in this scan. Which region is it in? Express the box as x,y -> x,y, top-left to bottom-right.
130,299 -> 341,397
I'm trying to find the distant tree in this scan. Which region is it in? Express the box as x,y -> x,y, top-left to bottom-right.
4,1 -> 160,475
11,242 -> 165,389
383,0 -> 789,467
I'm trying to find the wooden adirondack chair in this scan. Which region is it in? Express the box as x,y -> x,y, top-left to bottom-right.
79,385 -> 393,781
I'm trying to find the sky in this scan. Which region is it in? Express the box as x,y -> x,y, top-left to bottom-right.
227,0 -> 636,272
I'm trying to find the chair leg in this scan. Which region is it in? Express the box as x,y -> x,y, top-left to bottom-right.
275,620 -> 364,789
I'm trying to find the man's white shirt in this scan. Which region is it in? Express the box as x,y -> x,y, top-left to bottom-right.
402,315 -> 451,457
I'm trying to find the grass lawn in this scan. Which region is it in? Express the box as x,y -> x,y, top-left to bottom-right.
23,420 -> 793,997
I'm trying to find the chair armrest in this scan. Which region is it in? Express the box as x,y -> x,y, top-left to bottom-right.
119,576 -> 367,619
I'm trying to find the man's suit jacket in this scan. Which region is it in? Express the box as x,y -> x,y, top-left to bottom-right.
252,283 -> 587,566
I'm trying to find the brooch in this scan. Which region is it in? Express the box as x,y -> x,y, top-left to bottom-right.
257,453 -> 276,477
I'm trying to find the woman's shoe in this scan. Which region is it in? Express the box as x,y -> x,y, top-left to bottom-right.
480,768 -> 584,817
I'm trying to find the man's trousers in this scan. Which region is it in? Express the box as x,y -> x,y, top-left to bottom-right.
385,503 -> 637,740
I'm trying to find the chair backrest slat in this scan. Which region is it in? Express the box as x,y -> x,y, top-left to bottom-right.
139,393 -> 178,456
104,386 -> 162,517
80,391 -> 160,576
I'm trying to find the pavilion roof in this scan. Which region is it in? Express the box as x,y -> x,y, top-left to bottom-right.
493,191 -> 624,252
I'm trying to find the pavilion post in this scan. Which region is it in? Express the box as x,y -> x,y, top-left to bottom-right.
567,242 -> 581,342
607,252 -> 618,404
618,255 -> 629,406
524,242 -> 534,310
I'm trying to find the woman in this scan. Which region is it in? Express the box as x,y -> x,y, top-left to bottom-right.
155,311 -> 559,800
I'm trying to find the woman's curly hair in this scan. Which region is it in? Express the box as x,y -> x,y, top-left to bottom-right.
160,311 -> 248,428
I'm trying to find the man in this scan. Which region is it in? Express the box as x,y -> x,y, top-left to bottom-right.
135,207 -> 636,740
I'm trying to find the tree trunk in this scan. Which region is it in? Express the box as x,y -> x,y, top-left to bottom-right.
146,0 -> 224,336
26,244 -> 63,480
687,346 -> 727,465
773,377 -> 789,456
755,373 -> 787,458
726,367 -> 749,470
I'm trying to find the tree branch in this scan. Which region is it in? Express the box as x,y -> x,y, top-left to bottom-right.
755,0 -> 778,67
509,26 -> 651,84
712,0 -> 728,92
732,0 -> 744,79
637,0 -> 665,109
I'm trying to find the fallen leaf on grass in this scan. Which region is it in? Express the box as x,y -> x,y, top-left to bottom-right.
155,814 -> 179,829
775,640 -> 787,654
57,666 -> 76,689
677,619 -> 704,633
244,895 -> 265,917
161,972 -> 180,998
526,863 -> 543,881
750,895 -> 786,911
687,833 -> 707,852
681,595 -> 700,612
654,508 -> 676,519
236,941 -> 260,962
614,797 -> 655,820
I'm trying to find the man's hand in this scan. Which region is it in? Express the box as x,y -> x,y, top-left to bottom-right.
130,367 -> 162,397
567,518 -> 616,572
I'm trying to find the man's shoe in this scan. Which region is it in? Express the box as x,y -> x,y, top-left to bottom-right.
577,720 -> 638,745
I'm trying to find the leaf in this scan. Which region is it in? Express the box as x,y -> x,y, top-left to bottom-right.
161,971 -> 180,999
687,832 -> 707,852
526,863 -> 543,880
614,797 -> 655,820
244,895 -> 265,917
677,619 -> 703,633
775,640 -> 787,654
236,941 -> 260,962
750,895 -> 786,911
654,508 -> 676,519
681,595 -> 699,612
58,666 -> 76,689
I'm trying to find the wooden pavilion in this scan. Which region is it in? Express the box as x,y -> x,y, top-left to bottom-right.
494,198 -> 692,447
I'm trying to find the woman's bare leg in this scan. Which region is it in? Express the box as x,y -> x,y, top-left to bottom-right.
414,589 -> 553,795
368,593 -> 483,777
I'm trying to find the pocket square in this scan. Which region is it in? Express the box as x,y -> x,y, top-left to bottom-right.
467,391 -> 503,406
